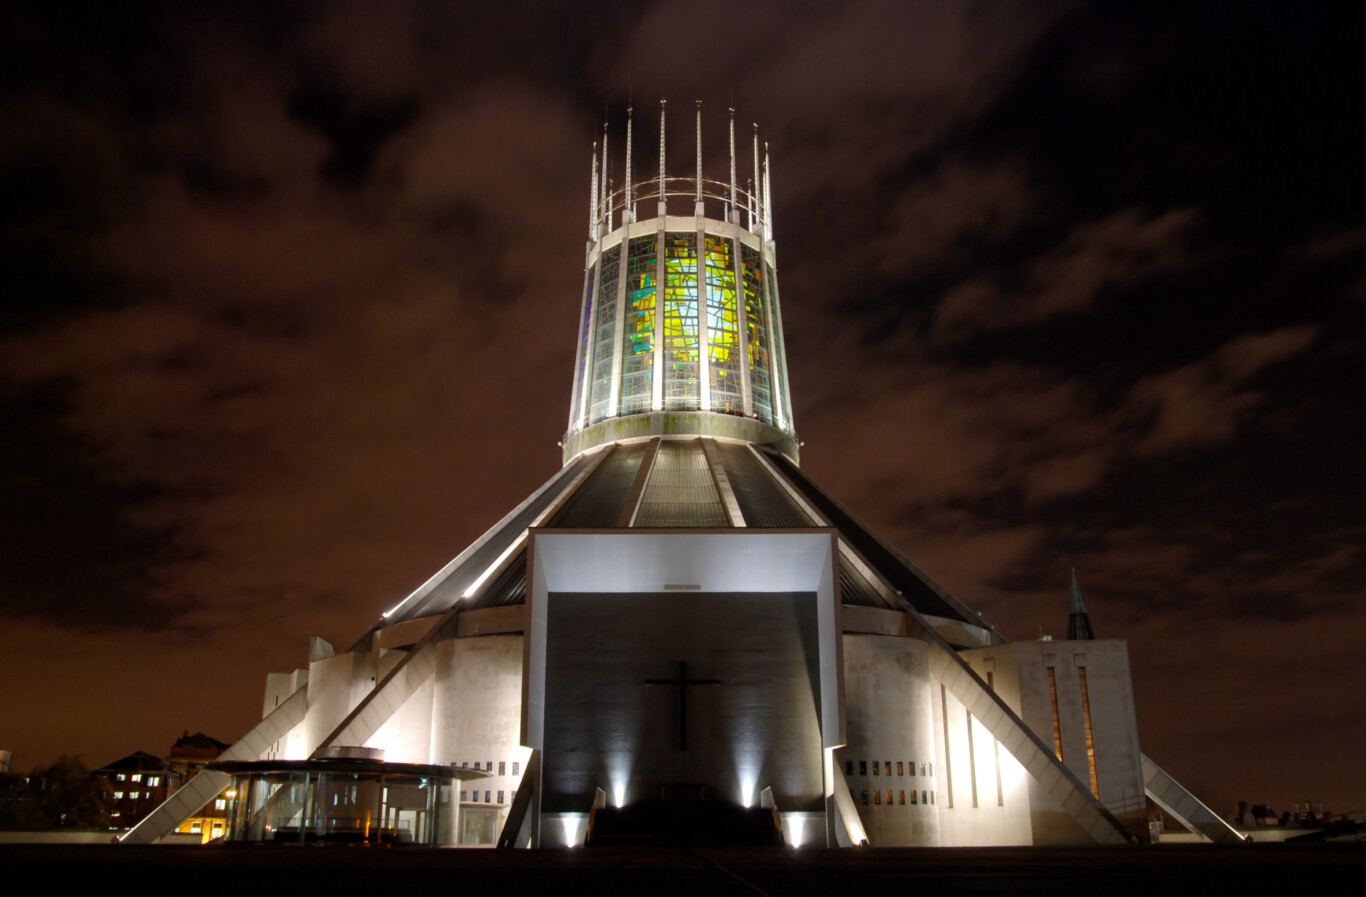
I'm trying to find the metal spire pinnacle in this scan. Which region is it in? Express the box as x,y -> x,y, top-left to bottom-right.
1068,567 -> 1096,640
728,107 -> 737,223
589,142 -> 599,241
752,124 -> 760,234
600,123 -> 609,233
762,140 -> 772,241
695,100 -> 703,205
658,99 -> 667,208
624,106 -> 634,223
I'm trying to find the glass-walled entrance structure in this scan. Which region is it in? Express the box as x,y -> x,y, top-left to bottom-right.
212,756 -> 488,845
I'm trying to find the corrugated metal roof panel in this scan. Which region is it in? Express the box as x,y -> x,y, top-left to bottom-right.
714,441 -> 814,527
549,442 -> 648,527
634,439 -> 729,527
839,555 -> 896,609
466,549 -> 527,610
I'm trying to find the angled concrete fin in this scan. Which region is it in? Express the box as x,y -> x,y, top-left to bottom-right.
829,759 -> 869,846
119,685 -> 308,844
309,632 -> 445,758
1142,753 -> 1247,844
497,750 -> 540,849
924,634 -> 1134,845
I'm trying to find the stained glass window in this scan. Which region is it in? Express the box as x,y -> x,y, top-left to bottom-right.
741,244 -> 772,424
662,233 -> 699,409
571,265 -> 596,422
704,235 -> 741,414
765,261 -> 791,427
619,235 -> 657,416
588,244 -> 621,424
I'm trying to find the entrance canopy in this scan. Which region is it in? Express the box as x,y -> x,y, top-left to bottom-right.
523,529 -> 844,751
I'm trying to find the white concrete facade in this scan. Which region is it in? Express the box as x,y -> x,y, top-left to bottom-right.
959,640 -> 1149,843
241,595 -> 1154,847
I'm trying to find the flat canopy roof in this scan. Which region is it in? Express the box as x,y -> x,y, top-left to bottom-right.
209,758 -> 492,781
528,528 -> 837,594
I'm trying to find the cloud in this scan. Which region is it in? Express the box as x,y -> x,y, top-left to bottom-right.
0,35 -> 591,639
800,351 -> 1114,518
1128,325 -> 1319,454
875,160 -> 1035,277
1290,225 -> 1366,261
934,206 -> 1200,338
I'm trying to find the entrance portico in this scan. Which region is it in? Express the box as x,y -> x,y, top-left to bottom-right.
524,529 -> 843,846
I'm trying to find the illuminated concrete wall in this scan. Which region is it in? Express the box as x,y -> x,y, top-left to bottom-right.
260,669 -> 308,759
960,640 -> 1147,844
838,634 -> 942,845
303,650 -> 377,757
365,648 -> 435,764
932,664 -> 1035,846
429,634 -> 531,839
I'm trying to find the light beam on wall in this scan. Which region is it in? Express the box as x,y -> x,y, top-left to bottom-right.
559,813 -> 586,847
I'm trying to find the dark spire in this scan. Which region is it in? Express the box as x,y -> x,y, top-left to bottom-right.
1068,567 -> 1096,640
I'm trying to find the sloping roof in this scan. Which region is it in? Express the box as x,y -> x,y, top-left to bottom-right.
96,751 -> 169,773
171,732 -> 229,752
376,436 -> 995,635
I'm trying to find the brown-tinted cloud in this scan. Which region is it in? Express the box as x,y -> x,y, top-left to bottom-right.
1,1 -> 1362,814
934,206 -> 1200,338
1127,325 -> 1319,454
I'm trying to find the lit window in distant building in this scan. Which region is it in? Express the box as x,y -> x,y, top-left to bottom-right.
130,791 -> 139,799
117,774 -> 126,782
114,792 -> 124,799
214,799 -> 226,810
146,776 -> 159,787
131,774 -> 141,782
190,823 -> 202,834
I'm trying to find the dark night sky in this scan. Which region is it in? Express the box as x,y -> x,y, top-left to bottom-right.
2,1 -> 1362,815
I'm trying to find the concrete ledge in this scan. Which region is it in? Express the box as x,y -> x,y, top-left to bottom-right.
562,412 -> 798,465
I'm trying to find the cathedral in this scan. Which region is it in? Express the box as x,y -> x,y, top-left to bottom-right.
122,103 -> 1239,849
